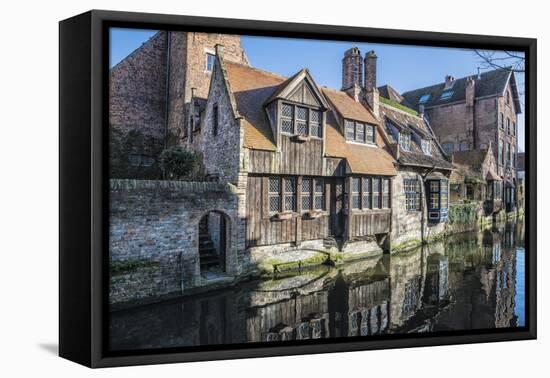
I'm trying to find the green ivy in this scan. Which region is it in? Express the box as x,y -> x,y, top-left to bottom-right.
448,203 -> 478,225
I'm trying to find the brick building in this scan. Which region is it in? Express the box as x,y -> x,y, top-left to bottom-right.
401,68 -> 521,212
109,31 -> 248,178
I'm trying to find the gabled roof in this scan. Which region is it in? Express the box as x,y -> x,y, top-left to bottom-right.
321,87 -> 378,124
224,61 -> 285,151
264,68 -> 329,109
223,61 -> 396,175
378,84 -> 408,106
380,103 -> 452,170
452,149 -> 488,167
402,67 -> 521,113
451,147 -> 501,183
324,110 -> 396,176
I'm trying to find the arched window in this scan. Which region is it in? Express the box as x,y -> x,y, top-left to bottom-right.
441,142 -> 454,155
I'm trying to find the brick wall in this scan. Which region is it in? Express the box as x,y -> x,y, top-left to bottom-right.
109,179 -> 240,305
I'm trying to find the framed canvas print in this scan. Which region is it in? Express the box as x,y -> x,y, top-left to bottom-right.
59,10 -> 537,368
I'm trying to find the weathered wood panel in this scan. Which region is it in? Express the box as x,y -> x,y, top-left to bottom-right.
350,210 -> 391,237
246,175 -> 332,247
248,136 -> 324,175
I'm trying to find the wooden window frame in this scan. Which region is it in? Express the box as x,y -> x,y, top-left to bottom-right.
280,102 -> 323,139
350,176 -> 390,211
345,119 -> 375,144
268,176 -> 297,214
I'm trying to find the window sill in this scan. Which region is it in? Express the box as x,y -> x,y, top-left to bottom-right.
302,210 -> 327,219
291,134 -> 310,143
350,208 -> 390,215
269,212 -> 296,221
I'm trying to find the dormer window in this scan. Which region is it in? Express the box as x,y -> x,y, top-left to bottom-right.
399,132 -> 411,151
418,94 -> 431,104
280,102 -> 323,138
421,139 -> 431,155
440,90 -> 454,100
345,119 -> 375,144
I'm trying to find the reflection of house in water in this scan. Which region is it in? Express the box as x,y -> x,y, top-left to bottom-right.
109,222 -> 523,351
246,257 -> 390,342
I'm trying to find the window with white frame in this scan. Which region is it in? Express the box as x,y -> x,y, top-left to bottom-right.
404,178 -> 421,212
421,139 -> 432,155
399,132 -> 411,151
206,53 -> 215,72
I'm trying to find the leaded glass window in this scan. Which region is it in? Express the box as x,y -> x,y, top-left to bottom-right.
372,178 -> 380,209
382,178 -> 390,208
284,177 -> 296,211
345,120 -> 355,140
352,177 -> 361,209
404,179 -> 420,212
302,178 -> 312,211
269,177 -> 280,213
356,122 -> 365,143
365,124 -> 374,143
281,103 -> 294,134
314,179 -> 324,210
296,106 -> 308,135
362,177 -> 371,209
310,110 -> 322,138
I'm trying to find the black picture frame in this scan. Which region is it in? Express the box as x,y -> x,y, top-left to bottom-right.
59,9 -> 537,368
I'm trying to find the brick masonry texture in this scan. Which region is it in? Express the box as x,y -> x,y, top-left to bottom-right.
109,179 -> 240,305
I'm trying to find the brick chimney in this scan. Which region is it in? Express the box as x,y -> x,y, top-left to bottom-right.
466,76 -> 476,148
444,75 -> 455,89
364,50 -> 379,117
465,76 -> 476,106
342,47 -> 363,92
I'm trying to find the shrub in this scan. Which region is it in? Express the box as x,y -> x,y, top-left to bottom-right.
159,146 -> 198,179
448,203 -> 478,224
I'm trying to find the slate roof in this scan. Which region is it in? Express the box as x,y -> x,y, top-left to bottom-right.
402,67 -> 521,112
379,103 -> 452,170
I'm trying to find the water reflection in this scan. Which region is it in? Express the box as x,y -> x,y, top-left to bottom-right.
109,220 -> 525,351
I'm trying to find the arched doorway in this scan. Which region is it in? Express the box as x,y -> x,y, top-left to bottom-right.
198,210 -> 229,275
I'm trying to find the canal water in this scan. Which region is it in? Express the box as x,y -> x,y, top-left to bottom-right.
109,220 -> 525,351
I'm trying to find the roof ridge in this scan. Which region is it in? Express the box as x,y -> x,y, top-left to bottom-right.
224,60 -> 288,80
402,66 -> 513,96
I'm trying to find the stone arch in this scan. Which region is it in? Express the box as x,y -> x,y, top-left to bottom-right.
197,209 -> 232,275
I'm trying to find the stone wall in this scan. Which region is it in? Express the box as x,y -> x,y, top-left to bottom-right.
199,53 -> 244,186
390,170 -> 447,251
109,179 -> 240,305
109,31 -> 168,179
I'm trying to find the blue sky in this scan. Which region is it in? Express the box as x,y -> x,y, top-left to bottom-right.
110,28 -> 525,150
